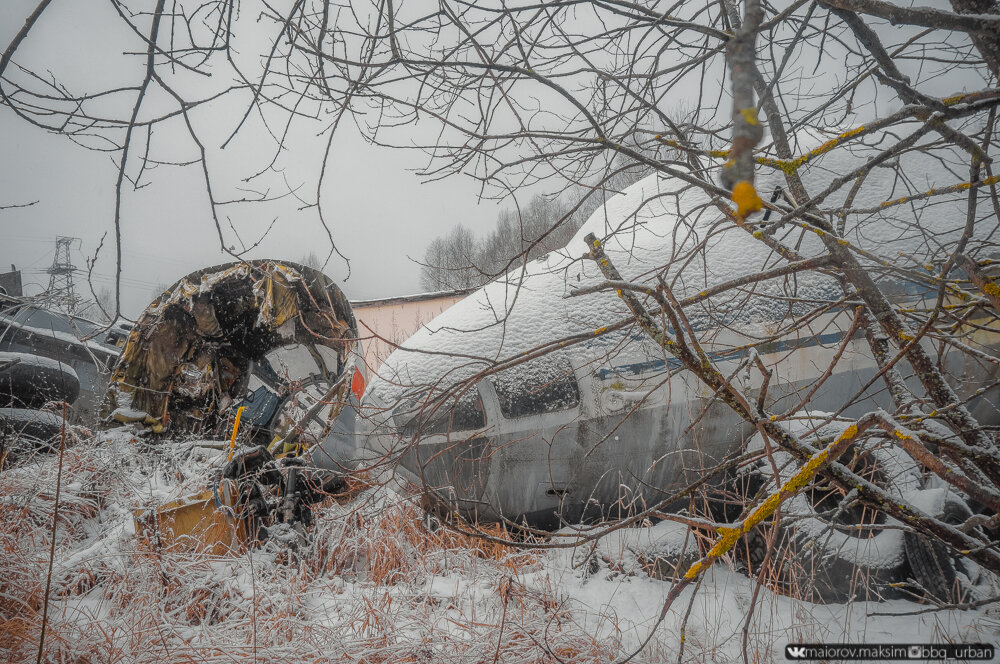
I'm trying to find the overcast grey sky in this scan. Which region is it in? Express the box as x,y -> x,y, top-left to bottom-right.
0,0 -> 502,317
1,0 -> 982,321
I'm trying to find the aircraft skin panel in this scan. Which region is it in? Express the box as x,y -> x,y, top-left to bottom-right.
368,311 -> 1000,528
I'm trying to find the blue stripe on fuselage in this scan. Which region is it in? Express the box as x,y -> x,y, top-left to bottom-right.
594,330 -> 848,380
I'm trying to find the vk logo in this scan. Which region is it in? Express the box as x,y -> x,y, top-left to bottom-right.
786,645 -> 807,659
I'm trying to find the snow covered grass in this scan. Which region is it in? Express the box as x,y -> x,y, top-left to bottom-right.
1,429 -> 997,663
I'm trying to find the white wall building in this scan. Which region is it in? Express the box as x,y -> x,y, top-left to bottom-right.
350,289 -> 471,373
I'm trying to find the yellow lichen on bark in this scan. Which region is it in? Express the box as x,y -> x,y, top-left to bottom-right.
756,126 -> 866,175
877,174 -> 1000,210
740,107 -> 760,126
680,422 -> 861,581
679,126 -> 872,176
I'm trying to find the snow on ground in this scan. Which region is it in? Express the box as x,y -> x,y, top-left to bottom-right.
2,429 -> 997,663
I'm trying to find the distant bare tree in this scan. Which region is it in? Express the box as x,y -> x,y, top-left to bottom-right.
418,224 -> 479,291
300,251 -> 324,271
76,287 -> 116,323
420,192 -> 588,290
422,161 -> 653,290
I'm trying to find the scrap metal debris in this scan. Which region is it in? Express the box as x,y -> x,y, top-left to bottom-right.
104,260 -> 361,438
108,259 -> 366,551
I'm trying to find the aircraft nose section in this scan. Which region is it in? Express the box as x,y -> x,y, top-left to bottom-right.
309,386 -> 397,474
308,396 -> 363,474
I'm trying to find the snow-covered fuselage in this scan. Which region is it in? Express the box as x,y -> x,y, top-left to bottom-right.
345,158 -> 1000,528
359,313 -> 998,528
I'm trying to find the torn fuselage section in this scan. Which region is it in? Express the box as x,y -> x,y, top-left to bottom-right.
104,259 -> 361,441
113,260 -> 367,550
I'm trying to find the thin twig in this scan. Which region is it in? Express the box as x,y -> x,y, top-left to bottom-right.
35,402 -> 67,664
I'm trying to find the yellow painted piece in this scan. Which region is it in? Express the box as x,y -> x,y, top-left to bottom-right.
111,409 -> 164,433
133,484 -> 245,556
228,405 -> 246,462
256,268 -> 300,328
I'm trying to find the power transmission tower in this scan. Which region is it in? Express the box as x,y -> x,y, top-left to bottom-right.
45,236 -> 79,311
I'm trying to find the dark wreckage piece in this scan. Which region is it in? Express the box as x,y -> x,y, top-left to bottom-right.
216,445 -> 344,546
120,260 -> 365,550
104,260 -> 361,439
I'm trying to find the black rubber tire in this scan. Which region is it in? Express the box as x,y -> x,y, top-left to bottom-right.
0,352 -> 80,408
734,444 -> 919,603
904,492 -> 990,604
0,407 -> 65,460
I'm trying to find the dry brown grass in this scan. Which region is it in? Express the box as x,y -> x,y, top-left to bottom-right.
8,429 -> 980,664
0,432 -> 625,664
306,498 -> 538,586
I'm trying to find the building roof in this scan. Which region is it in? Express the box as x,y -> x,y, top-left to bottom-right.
350,287 -> 475,308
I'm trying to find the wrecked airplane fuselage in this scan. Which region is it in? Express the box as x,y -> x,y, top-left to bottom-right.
346,165 -> 1000,601
0,295 -> 121,423
356,167 -> 1000,526
112,259 -> 367,548
105,260 -> 364,439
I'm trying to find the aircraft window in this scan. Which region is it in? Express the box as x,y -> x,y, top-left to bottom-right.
491,356 -> 580,418
395,389 -> 486,437
315,345 -> 342,375
265,344 -> 321,381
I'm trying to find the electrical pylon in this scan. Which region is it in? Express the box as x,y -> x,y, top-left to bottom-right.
44,236 -> 79,311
